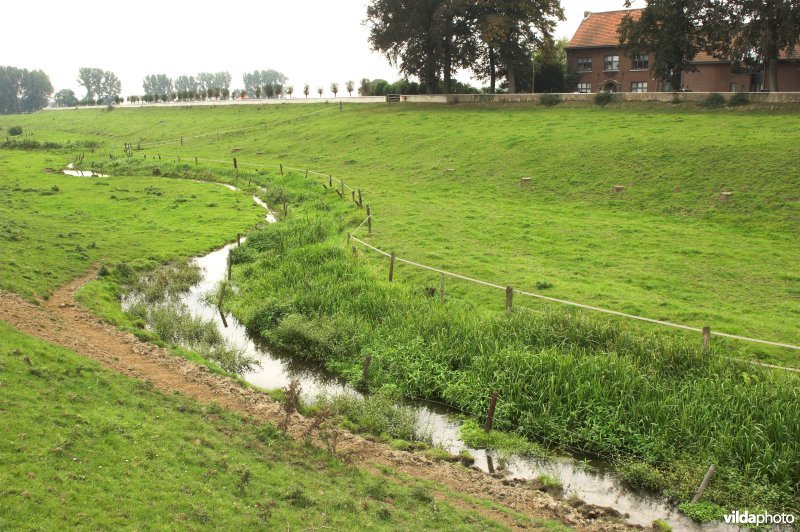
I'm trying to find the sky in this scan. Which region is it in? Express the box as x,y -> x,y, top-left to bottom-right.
5,0 -> 643,98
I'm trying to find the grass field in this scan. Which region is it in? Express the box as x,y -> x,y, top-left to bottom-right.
4,103 -> 798,367
0,322 -> 511,530
1,102 -> 798,519
0,149 -> 264,299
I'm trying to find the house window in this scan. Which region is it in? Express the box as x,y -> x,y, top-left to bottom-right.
631,82 -> 648,93
604,55 -> 620,71
577,57 -> 592,72
728,82 -> 737,92
577,83 -> 591,93
632,55 -> 649,70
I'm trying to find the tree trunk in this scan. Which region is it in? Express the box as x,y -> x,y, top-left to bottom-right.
489,47 -> 496,93
765,29 -> 779,92
507,68 -> 516,94
443,35 -> 452,94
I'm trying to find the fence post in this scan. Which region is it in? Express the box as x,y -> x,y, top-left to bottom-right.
367,205 -> 372,234
389,253 -> 395,282
691,464 -> 716,503
351,190 -> 356,203
329,174 -> 332,187
505,286 -> 513,310
440,273 -> 445,304
362,355 -> 372,384
227,251 -> 232,281
340,179 -> 344,196
180,136 -> 183,145
347,232 -> 351,244
280,163 -> 283,176
702,326 -> 711,353
237,233 -> 241,247
233,158 -> 238,179
195,157 -> 198,165
484,391 -> 499,432
283,202 -> 288,216
358,189 -> 363,207
305,169 -> 308,179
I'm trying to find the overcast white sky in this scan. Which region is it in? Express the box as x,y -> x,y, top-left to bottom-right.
5,0 -> 642,98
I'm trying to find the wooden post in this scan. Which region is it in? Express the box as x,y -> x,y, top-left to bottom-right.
329,174 -> 332,187
347,232 -> 351,244
237,233 -> 241,247
180,136 -> 183,145
351,190 -> 356,203
484,391 -> 499,432
280,163 -> 283,176
283,202 -> 288,216
389,253 -> 395,282
195,157 -> 198,165
702,326 -> 711,353
358,189 -> 363,207
362,355 -> 372,384
305,169 -> 308,179
691,464 -> 716,503
440,273 -> 445,304
505,286 -> 513,310
366,205 -> 372,234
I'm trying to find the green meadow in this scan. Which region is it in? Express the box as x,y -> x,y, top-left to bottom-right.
1,101 -> 799,518
6,103 -> 799,366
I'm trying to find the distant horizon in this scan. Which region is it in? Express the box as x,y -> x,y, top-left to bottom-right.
7,0 -> 639,98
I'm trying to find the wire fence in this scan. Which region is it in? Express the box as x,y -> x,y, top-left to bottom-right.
93,107 -> 800,373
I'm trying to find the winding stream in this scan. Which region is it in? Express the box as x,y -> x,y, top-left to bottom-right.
87,170 -> 730,530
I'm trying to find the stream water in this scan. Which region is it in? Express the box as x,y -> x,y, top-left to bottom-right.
106,177 -> 732,530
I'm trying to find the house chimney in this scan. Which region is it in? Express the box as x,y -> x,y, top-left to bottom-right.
584,11 -> 591,19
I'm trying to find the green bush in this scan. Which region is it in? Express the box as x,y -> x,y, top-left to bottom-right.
702,93 -> 726,108
8,126 -> 23,136
594,92 -> 615,106
728,92 -> 750,107
539,93 -> 562,107
618,461 -> 667,493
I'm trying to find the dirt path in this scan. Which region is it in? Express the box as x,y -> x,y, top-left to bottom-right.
0,273 -> 637,531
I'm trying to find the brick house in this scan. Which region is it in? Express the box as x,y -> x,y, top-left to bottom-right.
566,9 -> 800,93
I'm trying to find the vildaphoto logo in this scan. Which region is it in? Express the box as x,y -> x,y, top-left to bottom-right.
724,511 -> 795,526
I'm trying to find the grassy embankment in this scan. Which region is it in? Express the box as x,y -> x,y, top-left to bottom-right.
221,170 -> 799,517
0,322 -> 517,530
0,133 -> 525,529
6,103 -> 799,367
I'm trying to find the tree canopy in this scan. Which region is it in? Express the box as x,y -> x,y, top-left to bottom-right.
366,0 -> 563,94
619,0 -> 708,91
142,74 -> 174,98
0,67 -> 53,114
243,70 -> 287,97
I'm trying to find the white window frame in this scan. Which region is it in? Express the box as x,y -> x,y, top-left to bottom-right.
632,55 -> 649,70
631,82 -> 648,93
577,57 -> 592,72
604,55 -> 620,71
577,83 -> 592,93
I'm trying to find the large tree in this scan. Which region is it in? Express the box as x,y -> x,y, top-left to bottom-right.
618,0 -> 708,91
366,0 -> 561,94
78,67 -> 120,104
53,88 -> 78,107
0,67 -> 53,114
705,0 -> 800,92
471,0 -> 563,94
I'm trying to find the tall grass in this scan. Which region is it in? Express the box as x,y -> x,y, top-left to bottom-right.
228,172 -> 800,513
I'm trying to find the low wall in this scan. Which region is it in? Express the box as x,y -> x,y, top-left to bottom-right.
400,92 -> 800,104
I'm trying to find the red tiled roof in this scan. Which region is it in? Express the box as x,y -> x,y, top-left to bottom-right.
568,9 -> 643,48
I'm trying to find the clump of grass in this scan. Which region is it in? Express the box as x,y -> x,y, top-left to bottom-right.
460,419 -> 549,459
678,501 -> 726,523
309,386 -> 428,443
539,93 -> 562,107
618,461 -> 667,493
702,93 -> 726,108
594,92 -> 615,106
727,92 -> 750,107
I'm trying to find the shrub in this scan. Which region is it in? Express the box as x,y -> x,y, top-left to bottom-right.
539,93 -> 562,107
702,93 -> 726,108
594,92 -> 614,106
8,126 -> 23,136
728,92 -> 749,107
